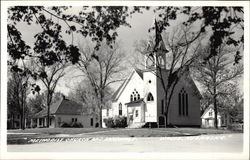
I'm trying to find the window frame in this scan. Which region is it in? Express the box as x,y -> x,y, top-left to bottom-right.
178,88 -> 188,116
135,110 -> 139,117
119,103 -> 122,116
147,92 -> 154,101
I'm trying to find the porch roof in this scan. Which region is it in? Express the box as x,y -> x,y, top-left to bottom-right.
125,98 -> 144,106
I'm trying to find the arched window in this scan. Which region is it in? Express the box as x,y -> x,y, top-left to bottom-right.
133,95 -> 137,101
130,89 -> 140,102
130,95 -> 133,102
178,88 -> 188,116
119,103 -> 122,116
137,94 -> 140,100
147,92 -> 154,101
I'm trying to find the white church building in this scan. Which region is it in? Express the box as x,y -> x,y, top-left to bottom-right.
102,23 -> 202,128
102,57 -> 202,128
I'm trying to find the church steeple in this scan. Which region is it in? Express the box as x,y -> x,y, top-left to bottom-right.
145,18 -> 168,70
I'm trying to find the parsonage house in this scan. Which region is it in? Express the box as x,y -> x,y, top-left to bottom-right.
31,96 -> 98,128
102,38 -> 202,128
201,106 -> 230,128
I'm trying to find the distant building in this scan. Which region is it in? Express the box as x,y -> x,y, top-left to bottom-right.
201,105 -> 231,128
30,96 -> 98,128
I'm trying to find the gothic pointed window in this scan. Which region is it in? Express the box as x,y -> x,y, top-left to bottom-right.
147,92 -> 154,101
178,88 -> 188,116
130,89 -> 140,102
133,95 -> 137,101
137,94 -> 140,100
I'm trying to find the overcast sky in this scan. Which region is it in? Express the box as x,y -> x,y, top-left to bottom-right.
14,6 -> 243,96
15,7 -> 158,96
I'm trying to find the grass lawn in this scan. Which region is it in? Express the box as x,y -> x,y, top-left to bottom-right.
7,127 -> 241,145
8,127 -> 111,135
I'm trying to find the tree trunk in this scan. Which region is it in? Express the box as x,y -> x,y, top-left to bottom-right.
213,80 -> 218,129
47,93 -> 50,128
22,102 -> 25,130
164,94 -> 169,127
99,94 -> 103,128
214,94 -> 218,129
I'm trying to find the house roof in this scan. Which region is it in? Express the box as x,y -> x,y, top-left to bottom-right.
33,98 -> 84,118
201,105 -> 221,119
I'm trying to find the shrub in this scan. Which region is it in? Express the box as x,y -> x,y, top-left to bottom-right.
104,116 -> 127,128
71,122 -> 83,128
114,116 -> 127,128
104,117 -> 115,128
61,122 -> 71,128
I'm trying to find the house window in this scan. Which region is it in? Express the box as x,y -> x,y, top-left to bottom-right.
135,110 -> 139,117
106,108 -> 109,117
147,92 -> 154,101
178,88 -> 188,116
161,99 -> 164,114
90,118 -> 93,126
119,103 -> 122,116
39,118 -> 42,125
209,111 -> 212,116
72,118 -> 77,123
130,95 -> 133,102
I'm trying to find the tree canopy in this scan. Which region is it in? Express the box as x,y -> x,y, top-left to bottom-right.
7,6 -> 244,94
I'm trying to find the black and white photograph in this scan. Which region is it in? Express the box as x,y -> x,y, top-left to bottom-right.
1,1 -> 249,160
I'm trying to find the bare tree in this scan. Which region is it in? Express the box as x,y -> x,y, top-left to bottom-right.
192,44 -> 243,128
32,61 -> 67,128
76,41 -> 126,127
135,21 -> 204,127
7,71 -> 30,129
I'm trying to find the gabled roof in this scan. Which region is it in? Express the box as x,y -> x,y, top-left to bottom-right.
56,99 -> 83,115
112,67 -> 202,102
185,73 -> 202,99
112,69 -> 144,102
33,98 -> 84,118
135,69 -> 144,79
201,105 -> 221,119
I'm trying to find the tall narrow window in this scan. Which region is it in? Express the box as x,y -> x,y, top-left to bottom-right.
133,96 -> 137,101
135,110 -> 139,117
186,94 -> 188,116
147,92 -> 154,101
137,94 -> 140,100
178,88 -> 188,116
130,95 -> 133,102
106,108 -> 109,117
119,103 -> 122,116
90,118 -> 93,126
